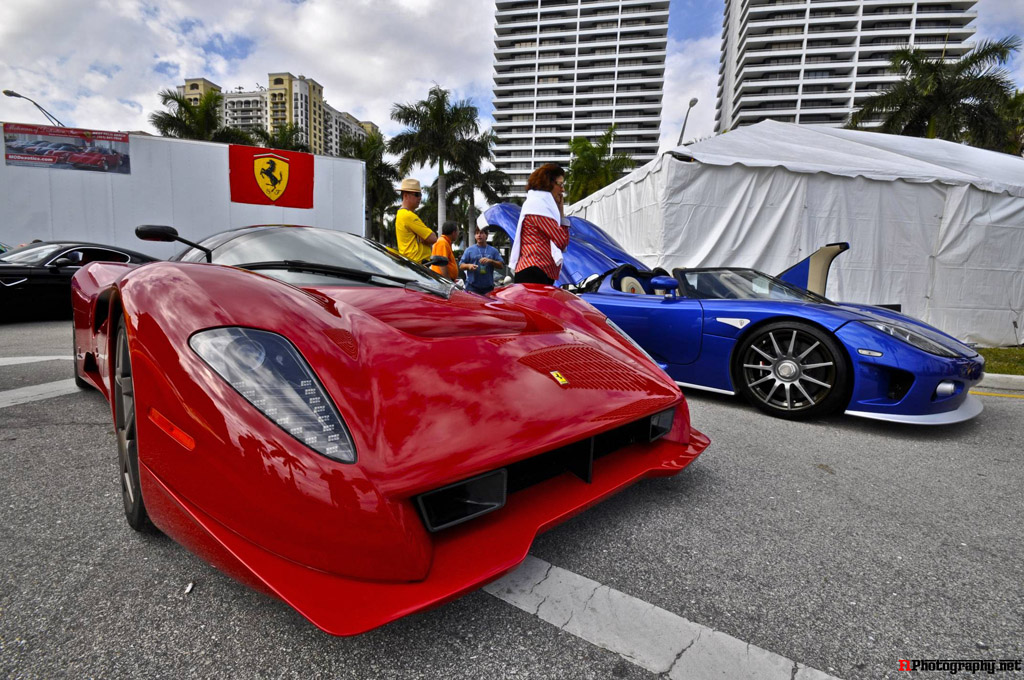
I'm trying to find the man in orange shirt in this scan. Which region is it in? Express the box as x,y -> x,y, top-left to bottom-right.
431,221 -> 459,280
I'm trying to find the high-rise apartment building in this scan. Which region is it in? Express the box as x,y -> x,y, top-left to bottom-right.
177,74 -> 375,157
716,0 -> 978,132
491,0 -> 669,196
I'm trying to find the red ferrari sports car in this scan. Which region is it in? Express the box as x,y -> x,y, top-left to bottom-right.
71,224 -> 709,636
66,146 -> 121,171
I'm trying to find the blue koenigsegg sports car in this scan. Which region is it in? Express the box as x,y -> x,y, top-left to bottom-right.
482,204 -> 984,424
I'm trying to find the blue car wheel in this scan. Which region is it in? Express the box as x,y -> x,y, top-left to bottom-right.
733,321 -> 850,420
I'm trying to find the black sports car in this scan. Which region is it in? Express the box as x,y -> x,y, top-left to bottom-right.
2,241 -> 156,320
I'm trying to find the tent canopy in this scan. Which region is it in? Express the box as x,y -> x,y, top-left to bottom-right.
674,120 -> 1024,198
567,122 -> 1024,346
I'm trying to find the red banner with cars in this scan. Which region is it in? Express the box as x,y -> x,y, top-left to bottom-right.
2,122 -> 130,174
228,144 -> 314,209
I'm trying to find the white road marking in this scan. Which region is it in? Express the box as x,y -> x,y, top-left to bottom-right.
0,379 -> 80,409
485,556 -> 840,680
0,355 -> 73,367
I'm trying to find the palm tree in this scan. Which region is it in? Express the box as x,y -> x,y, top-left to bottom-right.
443,131 -> 512,246
415,181 -> 441,232
250,123 -> 310,153
999,89 -> 1024,156
846,37 -> 1021,151
565,125 -> 636,204
149,89 -> 253,144
338,131 -> 401,243
389,85 -> 480,227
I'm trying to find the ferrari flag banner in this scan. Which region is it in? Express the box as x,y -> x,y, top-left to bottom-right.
229,145 -> 314,208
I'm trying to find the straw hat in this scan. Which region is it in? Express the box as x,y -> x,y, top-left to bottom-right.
399,178 -> 421,193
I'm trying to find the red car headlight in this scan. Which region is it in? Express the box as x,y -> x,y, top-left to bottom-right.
189,327 -> 357,463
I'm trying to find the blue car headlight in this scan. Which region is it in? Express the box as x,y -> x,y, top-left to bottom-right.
860,320 -> 958,358
190,327 -> 356,463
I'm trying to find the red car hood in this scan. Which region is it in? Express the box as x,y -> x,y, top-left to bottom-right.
302,285 -> 682,497
96,264 -> 683,503
310,286 -> 551,338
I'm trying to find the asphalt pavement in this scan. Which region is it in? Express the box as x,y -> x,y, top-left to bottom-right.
1,320 -> 1021,679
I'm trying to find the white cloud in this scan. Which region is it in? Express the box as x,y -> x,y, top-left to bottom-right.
973,0 -> 1024,87
974,0 -> 1024,33
6,0 -> 1014,162
659,35 -> 720,151
0,0 -> 496,135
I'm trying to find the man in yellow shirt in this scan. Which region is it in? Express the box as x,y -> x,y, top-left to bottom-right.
395,178 -> 436,263
431,221 -> 460,280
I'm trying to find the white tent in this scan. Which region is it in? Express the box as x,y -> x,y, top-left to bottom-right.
567,120 -> 1024,347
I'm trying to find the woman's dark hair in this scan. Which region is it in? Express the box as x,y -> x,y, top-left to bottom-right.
526,163 -> 565,192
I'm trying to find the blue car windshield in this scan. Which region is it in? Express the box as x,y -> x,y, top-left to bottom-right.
677,268 -> 832,304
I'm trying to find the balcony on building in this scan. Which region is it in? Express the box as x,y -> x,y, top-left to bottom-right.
496,3 -> 541,18
494,87 -> 546,102
493,82 -> 539,97
799,112 -> 848,124
853,82 -> 896,97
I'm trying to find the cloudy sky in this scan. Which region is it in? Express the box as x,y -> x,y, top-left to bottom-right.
1,0 -> 1022,156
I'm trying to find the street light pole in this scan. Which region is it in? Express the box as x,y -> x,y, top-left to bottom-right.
676,97 -> 699,147
3,90 -> 65,127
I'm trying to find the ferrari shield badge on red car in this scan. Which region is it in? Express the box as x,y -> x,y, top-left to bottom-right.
253,153 -> 290,201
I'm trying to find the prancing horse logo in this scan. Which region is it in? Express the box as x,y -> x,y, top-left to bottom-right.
253,153 -> 290,200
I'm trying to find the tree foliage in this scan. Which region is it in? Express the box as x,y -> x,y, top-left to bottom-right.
442,131 -> 512,245
565,125 -> 636,204
250,123 -> 310,153
389,85 -> 480,227
847,37 -> 1021,152
999,89 -> 1024,156
339,130 -> 401,243
149,89 -> 253,144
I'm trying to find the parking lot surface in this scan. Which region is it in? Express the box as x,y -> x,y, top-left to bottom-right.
2,320 -> 1021,679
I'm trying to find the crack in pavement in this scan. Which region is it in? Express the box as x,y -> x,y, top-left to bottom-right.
531,563 -> 555,616
559,583 -> 601,630
663,630 -> 700,678
580,583 -> 602,612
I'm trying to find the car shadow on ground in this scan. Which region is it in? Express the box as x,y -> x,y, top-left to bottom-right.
681,388 -> 984,444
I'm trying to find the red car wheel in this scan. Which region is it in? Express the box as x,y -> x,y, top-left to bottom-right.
114,317 -> 156,533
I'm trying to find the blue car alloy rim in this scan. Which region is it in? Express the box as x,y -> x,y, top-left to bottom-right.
736,322 -> 846,418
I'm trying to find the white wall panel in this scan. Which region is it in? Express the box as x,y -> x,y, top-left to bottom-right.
1,130 -> 365,260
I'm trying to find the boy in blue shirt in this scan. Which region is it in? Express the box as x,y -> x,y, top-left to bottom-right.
459,229 -> 505,295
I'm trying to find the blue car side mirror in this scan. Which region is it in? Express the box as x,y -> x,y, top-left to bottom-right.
650,275 -> 679,299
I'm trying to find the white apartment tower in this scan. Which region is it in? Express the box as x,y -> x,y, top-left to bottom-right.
492,0 -> 669,196
716,0 -> 978,131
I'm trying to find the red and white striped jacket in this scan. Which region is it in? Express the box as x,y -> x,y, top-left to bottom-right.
514,214 -> 570,281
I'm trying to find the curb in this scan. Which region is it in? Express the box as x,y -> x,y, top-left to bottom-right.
978,373 -> 1024,392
